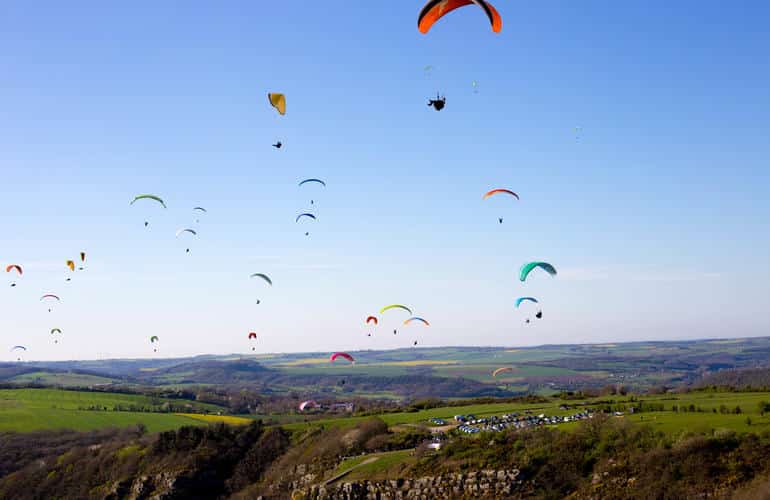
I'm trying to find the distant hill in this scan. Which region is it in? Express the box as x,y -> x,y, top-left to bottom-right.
11,336 -> 770,396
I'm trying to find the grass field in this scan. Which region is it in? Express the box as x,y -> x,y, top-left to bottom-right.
331,449 -> 416,482
9,371 -> 116,387
0,388 -> 229,433
284,391 -> 770,436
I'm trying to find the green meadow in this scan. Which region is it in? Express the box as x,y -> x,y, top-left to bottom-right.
0,388 -> 227,433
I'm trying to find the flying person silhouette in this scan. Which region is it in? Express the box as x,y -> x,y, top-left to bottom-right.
272,141 -> 282,149
428,93 -> 446,111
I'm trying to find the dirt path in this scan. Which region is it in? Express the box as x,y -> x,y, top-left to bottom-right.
324,456 -> 380,485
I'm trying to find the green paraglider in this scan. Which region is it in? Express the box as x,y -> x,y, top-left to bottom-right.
519,262 -> 557,282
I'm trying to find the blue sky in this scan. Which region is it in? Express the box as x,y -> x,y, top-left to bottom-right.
1,1 -> 769,360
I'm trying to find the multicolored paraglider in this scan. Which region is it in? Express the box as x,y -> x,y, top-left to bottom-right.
519,262 -> 557,282
483,189 -> 519,223
418,0 -> 502,34
404,317 -> 430,327
330,352 -> 355,364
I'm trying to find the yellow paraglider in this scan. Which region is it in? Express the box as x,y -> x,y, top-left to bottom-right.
66,260 -> 75,272
268,93 -> 286,116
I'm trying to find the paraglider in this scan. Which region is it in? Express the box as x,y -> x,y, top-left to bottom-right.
296,213 -> 316,236
404,317 -> 430,327
535,311 -> 543,320
484,189 -> 518,223
79,252 -> 86,270
492,367 -> 513,378
268,93 -> 286,115
366,316 -> 378,325
515,297 -> 539,308
272,141 -> 282,149
519,262 -> 557,282
193,207 -> 206,223
51,328 -> 62,344
175,228 -> 197,253
66,260 -> 75,272
483,189 -> 519,200
299,400 -> 319,412
40,294 -> 60,312
250,273 -> 273,286
150,335 -> 159,352
418,0 -> 502,34
6,264 -> 22,275
428,93 -> 446,111
131,194 -> 166,227
248,332 -> 257,351
330,352 -> 355,364
10,345 -> 26,361
6,264 -> 21,287
130,194 -> 166,208
380,304 -> 413,315
298,179 -> 326,188
295,213 -> 316,223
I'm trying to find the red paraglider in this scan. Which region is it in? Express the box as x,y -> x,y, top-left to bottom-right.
330,352 -> 355,364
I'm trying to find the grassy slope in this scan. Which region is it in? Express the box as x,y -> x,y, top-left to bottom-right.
0,388 -> 228,433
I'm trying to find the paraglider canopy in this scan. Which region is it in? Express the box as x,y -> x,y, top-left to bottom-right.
330,352 -> 355,364
130,194 -> 166,208
492,367 -> 513,377
404,317 -> 430,326
5,264 -> 22,275
66,260 -> 75,272
366,316 -> 378,325
175,228 -> 197,237
519,262 -> 557,282
268,93 -> 286,115
515,297 -> 539,308
483,189 -> 519,200
380,304 -> 413,315
250,273 -> 273,286
299,400 -> 319,411
295,213 -> 317,223
150,336 -> 159,343
418,0 -> 502,34
248,332 -> 257,340
298,179 -> 326,187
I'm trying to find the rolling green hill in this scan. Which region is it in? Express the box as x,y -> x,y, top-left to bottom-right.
0,388 -> 234,433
